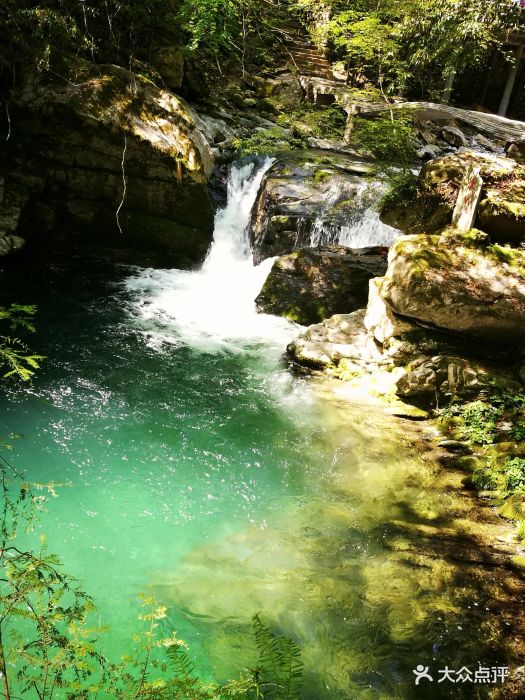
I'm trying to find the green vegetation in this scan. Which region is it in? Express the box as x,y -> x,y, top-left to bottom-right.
276,104 -> 347,141
295,0 -> 521,99
379,170 -> 418,212
441,393 -> 525,445
352,113 -> 416,167
233,127 -> 306,156
439,392 -> 525,540
350,113 -> 418,208
0,0 -> 285,90
0,304 -> 44,381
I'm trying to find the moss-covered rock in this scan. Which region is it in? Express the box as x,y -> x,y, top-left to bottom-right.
380,230 -> 525,344
256,245 -> 387,325
0,59 -> 215,265
381,151 -> 525,243
250,153 -> 385,264
478,186 -> 525,243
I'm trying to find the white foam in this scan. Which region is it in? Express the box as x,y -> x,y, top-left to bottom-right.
310,181 -> 399,249
124,159 -> 296,353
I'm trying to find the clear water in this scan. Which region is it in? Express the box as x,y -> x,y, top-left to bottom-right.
309,181 -> 399,249
0,163 -> 521,699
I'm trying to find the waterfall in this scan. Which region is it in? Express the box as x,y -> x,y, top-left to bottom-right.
309,180 -> 399,249
124,159 -> 294,352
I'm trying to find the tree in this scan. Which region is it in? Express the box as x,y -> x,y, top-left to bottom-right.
398,0 -> 522,100
295,0 -> 521,100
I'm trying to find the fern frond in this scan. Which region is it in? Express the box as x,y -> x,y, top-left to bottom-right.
252,614 -> 303,700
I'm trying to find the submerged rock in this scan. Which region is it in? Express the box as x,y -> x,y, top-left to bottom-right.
0,60 -> 216,265
256,245 -> 387,325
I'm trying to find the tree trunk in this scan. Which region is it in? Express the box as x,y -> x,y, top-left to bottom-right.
498,45 -> 524,117
442,69 -> 457,103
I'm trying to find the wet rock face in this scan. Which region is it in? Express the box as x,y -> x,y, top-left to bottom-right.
381,231 -> 525,344
256,245 -> 387,325
250,154 -> 376,264
0,61 -> 216,266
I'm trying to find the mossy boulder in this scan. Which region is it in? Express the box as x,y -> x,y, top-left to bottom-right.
380,230 -> 525,344
381,151 -> 525,243
256,245 -> 387,325
0,59 -> 215,265
478,186 -> 525,243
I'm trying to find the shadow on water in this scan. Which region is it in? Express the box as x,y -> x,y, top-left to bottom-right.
153,398 -> 525,700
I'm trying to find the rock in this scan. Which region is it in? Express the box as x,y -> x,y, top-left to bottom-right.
396,361 -> 436,397
396,354 -> 520,401
364,277 -> 415,344
251,153 -> 397,264
286,309 -> 380,369
442,126 -> 468,148
506,136 -> 525,165
256,245 -> 387,325
1,60 -> 215,265
152,47 -> 185,90
472,133 -> 498,152
381,230 -> 525,344
477,188 -> 525,244
438,439 -> 473,454
416,144 -> 441,161
381,151 -> 524,238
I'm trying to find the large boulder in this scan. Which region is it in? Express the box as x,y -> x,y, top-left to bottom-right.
380,230 -> 525,344
256,245 -> 387,325
0,60 -> 216,266
381,151 -> 525,244
250,154 -> 396,264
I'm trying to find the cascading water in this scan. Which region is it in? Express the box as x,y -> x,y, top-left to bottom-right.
125,159 -> 293,352
309,180 -> 399,249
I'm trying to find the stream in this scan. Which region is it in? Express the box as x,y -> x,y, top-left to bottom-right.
0,161 -> 522,699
